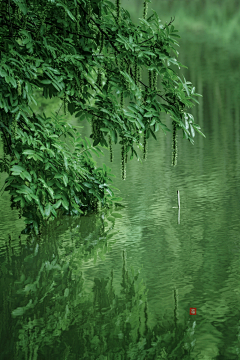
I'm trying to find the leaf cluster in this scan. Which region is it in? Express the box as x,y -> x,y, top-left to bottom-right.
1,111 -> 119,234
0,0 -> 204,233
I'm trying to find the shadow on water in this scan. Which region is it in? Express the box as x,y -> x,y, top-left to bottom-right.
0,208 -> 196,360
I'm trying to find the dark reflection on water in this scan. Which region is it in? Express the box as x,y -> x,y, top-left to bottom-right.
0,210 -> 196,359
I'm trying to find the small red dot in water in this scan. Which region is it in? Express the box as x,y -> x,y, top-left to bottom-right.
190,308 -> 197,315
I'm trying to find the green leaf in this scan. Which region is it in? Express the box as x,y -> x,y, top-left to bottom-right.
111,212 -> 123,218
83,182 -> 92,188
90,148 -> 100,157
82,139 -> 87,149
143,51 -> 156,57
150,118 -> 156,126
111,197 -> 123,202
23,149 -> 36,155
136,117 -> 145,129
100,127 -> 109,133
110,129 -> 117,144
39,79 -> 52,84
95,147 -> 104,156
11,165 -> 25,173
54,200 -> 62,209
33,221 -> 39,235
149,128 -> 157,140
190,124 -> 195,138
31,194 -> 40,204
22,171 -> 32,182
171,33 -> 181,38
144,111 -> 154,118
64,156 -> 68,170
85,136 -> 92,147
13,196 -> 23,202
93,138 -> 100,146
193,125 -> 206,138
56,2 -> 76,21
46,148 -> 55,157
45,162 -> 50,170
44,203 -> 51,217
16,185 -> 33,195
61,195 -> 69,210
63,173 -> 68,187
51,207 -> 57,218
47,187 -> 54,199
20,197 -> 25,208
64,288 -> 69,297
68,102 -> 75,115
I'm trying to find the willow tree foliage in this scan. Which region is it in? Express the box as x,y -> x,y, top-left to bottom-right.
0,0 -> 204,234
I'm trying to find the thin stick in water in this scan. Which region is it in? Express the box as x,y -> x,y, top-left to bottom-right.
177,190 -> 180,209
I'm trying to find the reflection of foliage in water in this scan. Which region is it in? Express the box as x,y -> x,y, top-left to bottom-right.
0,210 -> 196,359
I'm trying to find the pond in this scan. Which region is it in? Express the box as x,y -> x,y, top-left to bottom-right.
1,15 -> 240,360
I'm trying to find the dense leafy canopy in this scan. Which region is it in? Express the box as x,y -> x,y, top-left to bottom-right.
0,0 -> 204,234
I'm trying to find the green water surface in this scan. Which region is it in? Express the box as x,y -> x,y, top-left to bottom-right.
1,2 -> 240,359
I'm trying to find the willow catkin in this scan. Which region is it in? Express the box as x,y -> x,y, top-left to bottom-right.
138,64 -> 142,91
143,0 -> 148,20
134,58 -> 138,84
143,129 -> 147,160
105,76 -> 109,92
86,0 -> 92,22
142,91 -> 148,159
152,69 -> 157,91
79,76 -> 83,99
92,116 -> 101,143
127,62 -> 131,90
17,80 -> 21,96
99,32 -> 104,54
119,57 -> 127,178
121,144 -> 126,180
116,0 -> 120,24
172,121 -> 178,166
108,134 -> 113,162
18,7 -> 21,21
63,94 -> 66,115
120,91 -> 124,109
92,116 -> 96,140
149,70 -> 152,89
18,208 -> 23,219
136,126 -> 140,145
